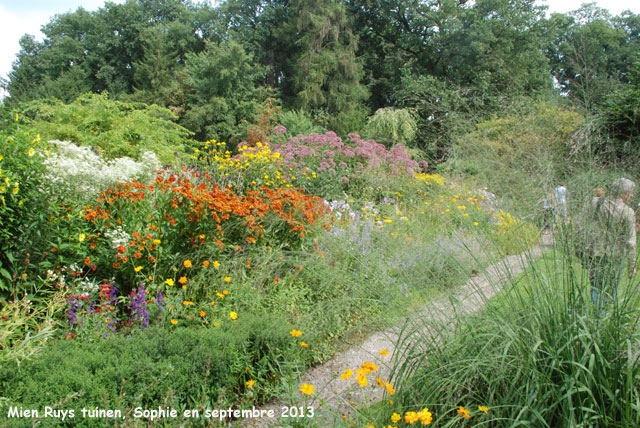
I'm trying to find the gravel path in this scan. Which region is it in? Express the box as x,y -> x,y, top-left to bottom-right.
239,234 -> 553,428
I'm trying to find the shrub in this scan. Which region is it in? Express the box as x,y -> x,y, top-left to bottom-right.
0,312 -> 298,428
43,140 -> 161,200
276,109 -> 326,138
20,93 -> 190,163
362,107 -> 417,147
0,111 -> 60,297
448,102 -> 583,214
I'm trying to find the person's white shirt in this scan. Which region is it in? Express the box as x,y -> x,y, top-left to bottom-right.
554,186 -> 567,217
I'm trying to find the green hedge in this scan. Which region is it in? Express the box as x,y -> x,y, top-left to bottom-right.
0,312 -> 296,428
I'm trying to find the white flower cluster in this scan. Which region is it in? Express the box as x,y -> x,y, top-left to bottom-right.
43,140 -> 161,199
104,226 -> 131,249
324,200 -> 358,220
76,278 -> 100,298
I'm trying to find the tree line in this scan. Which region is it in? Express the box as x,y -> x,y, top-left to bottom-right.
3,0 -> 639,163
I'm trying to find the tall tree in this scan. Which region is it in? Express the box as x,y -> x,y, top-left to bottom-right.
288,0 -> 369,134
546,4 -> 639,111
182,39 -> 265,142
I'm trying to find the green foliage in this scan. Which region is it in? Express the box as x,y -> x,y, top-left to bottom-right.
348,0 -> 553,127
183,39 -> 265,143
446,102 -> 583,214
599,60 -> 640,161
276,109 -> 326,137
289,0 -> 369,135
375,239 -> 640,427
362,107 -> 417,147
0,291 -> 66,366
546,5 -> 639,112
4,0 -> 220,107
0,313 -> 296,428
20,93 -> 190,163
0,111 -> 59,297
395,73 -> 480,163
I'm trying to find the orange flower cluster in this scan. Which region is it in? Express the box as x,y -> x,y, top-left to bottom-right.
85,169 -> 330,257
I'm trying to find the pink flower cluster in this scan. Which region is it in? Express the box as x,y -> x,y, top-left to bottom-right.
270,132 -> 421,176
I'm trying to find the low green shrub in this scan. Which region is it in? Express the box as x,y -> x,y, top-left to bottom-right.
0,312 -> 298,428
19,93 -> 191,163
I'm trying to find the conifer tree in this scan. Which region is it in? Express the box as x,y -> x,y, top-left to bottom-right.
289,0 -> 368,134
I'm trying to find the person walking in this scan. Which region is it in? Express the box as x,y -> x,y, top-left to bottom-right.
554,184 -> 568,219
587,178 -> 637,307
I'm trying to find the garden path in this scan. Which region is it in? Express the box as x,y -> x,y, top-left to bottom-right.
239,234 -> 553,428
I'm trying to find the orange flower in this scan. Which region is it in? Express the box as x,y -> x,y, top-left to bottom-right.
84,257 -> 91,265
184,260 -> 192,268
202,260 -> 210,267
179,276 -> 188,284
134,252 -> 142,259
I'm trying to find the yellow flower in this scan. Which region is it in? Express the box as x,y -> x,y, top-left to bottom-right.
12,185 -> 18,194
404,411 -> 419,424
478,406 -> 489,414
246,379 -> 255,388
391,413 -> 401,423
290,329 -> 302,337
417,408 -> 432,425
356,374 -> 368,387
78,233 -> 86,242
224,276 -> 231,282
379,349 -> 389,356
299,342 -> 308,348
170,319 -> 178,325
213,261 -> 221,268
183,260 -> 192,268
165,278 -> 175,286
340,369 -> 353,380
299,383 -> 314,395
213,321 -> 220,327
376,377 -> 384,387
28,148 -> 35,157
216,292 -> 224,298
153,239 -> 161,245
359,361 -> 378,374
134,266 -> 143,272
183,300 -> 194,305
385,382 -> 395,396
457,406 -> 470,419
223,290 -> 229,295
230,311 -> 238,320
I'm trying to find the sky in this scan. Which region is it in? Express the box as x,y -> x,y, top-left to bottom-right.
0,0 -> 639,91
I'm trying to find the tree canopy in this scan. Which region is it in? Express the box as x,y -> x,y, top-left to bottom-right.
2,0 -> 639,162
